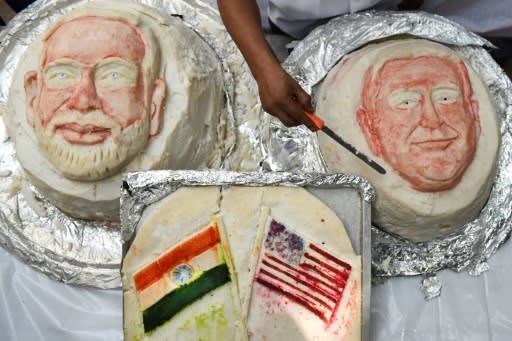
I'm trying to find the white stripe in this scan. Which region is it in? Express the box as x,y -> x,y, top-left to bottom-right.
136,245 -> 221,310
263,255 -> 341,299
137,273 -> 176,310
257,269 -> 333,319
304,245 -> 350,279
259,257 -> 336,311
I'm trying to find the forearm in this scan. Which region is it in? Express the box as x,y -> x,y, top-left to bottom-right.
217,0 -> 315,129
217,0 -> 281,82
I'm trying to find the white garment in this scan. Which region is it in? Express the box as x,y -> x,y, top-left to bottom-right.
267,0 -> 512,39
268,0 -> 399,38
421,0 -> 512,37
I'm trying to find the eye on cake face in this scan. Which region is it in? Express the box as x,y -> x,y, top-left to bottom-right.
357,56 -> 481,192
24,16 -> 166,181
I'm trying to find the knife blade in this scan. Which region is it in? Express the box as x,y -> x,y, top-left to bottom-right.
304,111 -> 386,175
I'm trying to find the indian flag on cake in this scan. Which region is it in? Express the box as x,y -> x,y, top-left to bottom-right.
132,221 -> 240,334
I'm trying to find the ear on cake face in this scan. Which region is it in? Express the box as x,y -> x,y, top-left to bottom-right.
357,55 -> 481,192
149,77 -> 166,137
456,60 -> 481,138
356,66 -> 385,158
23,70 -> 38,128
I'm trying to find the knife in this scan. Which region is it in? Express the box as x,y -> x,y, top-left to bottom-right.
303,110 -> 386,175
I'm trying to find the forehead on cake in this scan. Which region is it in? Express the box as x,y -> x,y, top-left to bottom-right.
41,16 -> 147,66
377,56 -> 468,91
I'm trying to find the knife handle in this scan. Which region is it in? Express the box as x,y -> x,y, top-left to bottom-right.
303,110 -> 325,130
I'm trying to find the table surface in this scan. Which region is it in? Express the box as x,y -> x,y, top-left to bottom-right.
1,236 -> 511,341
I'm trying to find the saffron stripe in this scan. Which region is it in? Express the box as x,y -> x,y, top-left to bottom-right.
265,253 -> 340,295
134,224 -> 220,291
142,263 -> 230,333
309,243 -> 352,270
261,259 -> 338,302
256,275 -> 328,323
258,268 -> 332,309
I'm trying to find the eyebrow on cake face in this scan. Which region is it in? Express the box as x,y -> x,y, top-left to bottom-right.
385,77 -> 462,92
43,58 -> 139,88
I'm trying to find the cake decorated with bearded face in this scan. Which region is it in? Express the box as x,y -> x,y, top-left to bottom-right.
6,1 -> 227,220
316,39 -> 500,242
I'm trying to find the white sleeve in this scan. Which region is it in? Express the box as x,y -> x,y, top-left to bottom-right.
421,0 -> 512,37
267,0 -> 397,38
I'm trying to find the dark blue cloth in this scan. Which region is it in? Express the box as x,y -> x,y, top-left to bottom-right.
5,0 -> 35,12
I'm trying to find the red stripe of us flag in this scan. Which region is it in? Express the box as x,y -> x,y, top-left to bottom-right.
255,220 -> 352,325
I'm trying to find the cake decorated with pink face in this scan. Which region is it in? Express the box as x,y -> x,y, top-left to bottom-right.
6,1 -> 228,220
316,39 -> 500,242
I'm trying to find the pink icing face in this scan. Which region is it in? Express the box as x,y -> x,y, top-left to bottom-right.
357,56 -> 481,192
23,16 -> 166,180
32,16 -> 147,143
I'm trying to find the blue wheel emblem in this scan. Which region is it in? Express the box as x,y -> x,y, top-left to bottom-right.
172,264 -> 193,284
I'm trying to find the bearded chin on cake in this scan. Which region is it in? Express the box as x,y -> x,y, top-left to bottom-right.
34,110 -> 149,181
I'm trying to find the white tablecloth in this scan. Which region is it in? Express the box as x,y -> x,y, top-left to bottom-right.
1,237 -> 511,341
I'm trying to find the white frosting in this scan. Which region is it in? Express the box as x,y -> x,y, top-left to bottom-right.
122,186 -> 361,340
6,1 -> 227,220
315,39 -> 500,242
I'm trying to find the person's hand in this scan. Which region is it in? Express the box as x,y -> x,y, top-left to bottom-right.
255,63 -> 317,131
216,0 -> 317,130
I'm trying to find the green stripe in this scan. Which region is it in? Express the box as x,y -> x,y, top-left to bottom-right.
142,263 -> 231,333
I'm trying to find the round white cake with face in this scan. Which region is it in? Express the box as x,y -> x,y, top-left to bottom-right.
6,1 -> 228,220
316,39 -> 500,242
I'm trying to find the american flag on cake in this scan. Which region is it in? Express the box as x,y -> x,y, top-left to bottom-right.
255,219 -> 353,325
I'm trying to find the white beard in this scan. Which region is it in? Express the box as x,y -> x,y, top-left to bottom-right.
34,110 -> 149,181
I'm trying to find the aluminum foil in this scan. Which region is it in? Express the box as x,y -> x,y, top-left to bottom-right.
261,11 -> 512,289
120,169 -> 374,341
121,169 -> 375,245
0,0 -> 260,288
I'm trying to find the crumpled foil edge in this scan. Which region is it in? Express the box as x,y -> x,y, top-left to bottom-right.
121,169 -> 375,247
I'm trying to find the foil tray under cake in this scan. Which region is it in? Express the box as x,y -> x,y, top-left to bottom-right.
121,170 -> 373,340
0,0 -> 261,288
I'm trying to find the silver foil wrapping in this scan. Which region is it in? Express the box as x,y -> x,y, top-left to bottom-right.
0,0 -> 260,288
262,11 -> 512,289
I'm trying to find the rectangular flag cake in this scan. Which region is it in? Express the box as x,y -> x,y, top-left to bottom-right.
122,185 -> 362,340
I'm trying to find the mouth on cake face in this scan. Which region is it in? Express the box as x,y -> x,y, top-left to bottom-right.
408,125 -> 459,152
410,136 -> 458,151
55,123 -> 112,145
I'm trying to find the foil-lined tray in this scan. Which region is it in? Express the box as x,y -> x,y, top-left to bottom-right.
121,169 -> 374,341
0,0 -> 260,288
262,11 -> 512,285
